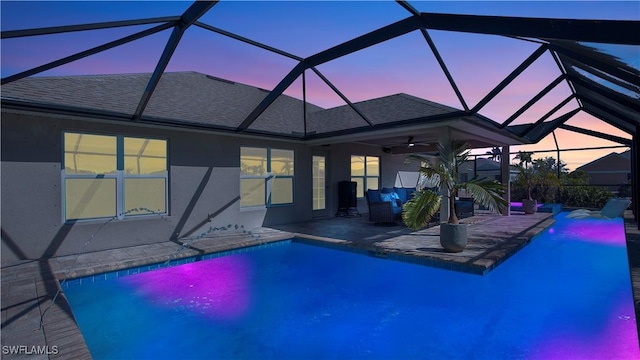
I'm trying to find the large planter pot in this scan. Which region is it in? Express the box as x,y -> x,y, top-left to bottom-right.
440,223 -> 468,253
522,199 -> 538,214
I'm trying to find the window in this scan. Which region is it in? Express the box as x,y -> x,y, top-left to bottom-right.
312,156 -> 326,210
240,147 -> 294,208
63,132 -> 167,221
351,155 -> 379,198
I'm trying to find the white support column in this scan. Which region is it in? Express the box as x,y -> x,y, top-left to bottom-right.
501,145 -> 511,216
440,181 -> 450,223
439,128 -> 450,223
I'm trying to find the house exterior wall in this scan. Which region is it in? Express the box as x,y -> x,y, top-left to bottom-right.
578,155 -> 631,186
1,112 -> 414,266
585,172 -> 630,186
1,112 -> 313,266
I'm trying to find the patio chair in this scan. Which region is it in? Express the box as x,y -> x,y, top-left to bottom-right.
364,187 -> 418,225
566,197 -> 631,219
365,189 -> 403,225
455,197 -> 475,219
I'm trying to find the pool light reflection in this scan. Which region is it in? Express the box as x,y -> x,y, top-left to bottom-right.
122,255 -> 253,320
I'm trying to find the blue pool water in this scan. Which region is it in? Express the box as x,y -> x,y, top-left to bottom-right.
64,213 -> 639,359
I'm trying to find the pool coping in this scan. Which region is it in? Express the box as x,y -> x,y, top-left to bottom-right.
58,212 -> 557,282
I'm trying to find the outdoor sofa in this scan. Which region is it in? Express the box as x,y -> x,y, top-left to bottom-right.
366,187 -> 416,225
365,187 -> 475,225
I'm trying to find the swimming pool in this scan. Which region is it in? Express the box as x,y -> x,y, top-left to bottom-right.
63,212 -> 639,359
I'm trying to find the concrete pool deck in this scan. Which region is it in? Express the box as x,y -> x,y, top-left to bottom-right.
1,210 -> 638,358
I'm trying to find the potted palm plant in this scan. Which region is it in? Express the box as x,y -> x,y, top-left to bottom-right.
514,151 -> 537,214
513,152 -> 559,214
402,139 -> 507,252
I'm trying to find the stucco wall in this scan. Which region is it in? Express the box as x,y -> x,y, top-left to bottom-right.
1,112 -> 416,266
0,112 -> 313,265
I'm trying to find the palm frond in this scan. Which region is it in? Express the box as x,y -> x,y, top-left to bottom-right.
405,153 -> 436,165
402,189 -> 441,231
437,140 -> 470,186
462,178 -> 507,214
419,166 -> 444,187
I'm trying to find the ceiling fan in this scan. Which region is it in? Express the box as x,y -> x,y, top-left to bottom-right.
405,136 -> 429,148
396,136 -> 430,148
382,136 -> 431,153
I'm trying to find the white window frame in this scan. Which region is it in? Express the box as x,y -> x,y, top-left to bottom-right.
61,132 -> 168,223
351,155 -> 380,198
240,147 -> 295,209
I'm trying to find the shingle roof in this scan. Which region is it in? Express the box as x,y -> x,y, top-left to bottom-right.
1,73 -> 150,116
306,93 -> 460,134
576,150 -> 631,171
620,150 -> 631,160
1,72 -> 464,137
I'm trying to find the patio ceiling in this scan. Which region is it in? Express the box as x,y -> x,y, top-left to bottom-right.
1,1 -> 638,150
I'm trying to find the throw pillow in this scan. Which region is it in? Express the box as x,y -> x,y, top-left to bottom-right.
394,187 -> 408,203
380,192 -> 399,207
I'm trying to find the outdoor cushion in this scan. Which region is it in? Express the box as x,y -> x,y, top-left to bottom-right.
367,189 -> 382,203
600,198 -> 630,218
394,187 -> 408,203
381,187 -> 395,194
380,192 -> 400,207
392,187 -> 417,204
566,198 -> 631,219
391,192 -> 401,207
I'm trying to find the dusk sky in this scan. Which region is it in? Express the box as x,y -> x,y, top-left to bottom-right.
1,1 -> 638,170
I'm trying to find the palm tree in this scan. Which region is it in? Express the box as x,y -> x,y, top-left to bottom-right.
403,139 -> 507,231
485,146 -> 502,162
514,150 -> 533,167
513,151 -> 536,201
513,152 -> 560,213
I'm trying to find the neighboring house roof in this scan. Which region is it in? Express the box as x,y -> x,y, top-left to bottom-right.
620,150 -> 631,160
475,158 -> 502,172
0,71 -> 479,139
459,158 -> 517,174
576,150 -> 631,172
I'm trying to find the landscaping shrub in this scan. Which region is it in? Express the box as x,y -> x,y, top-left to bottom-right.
558,185 -> 613,208
510,185 -> 558,204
